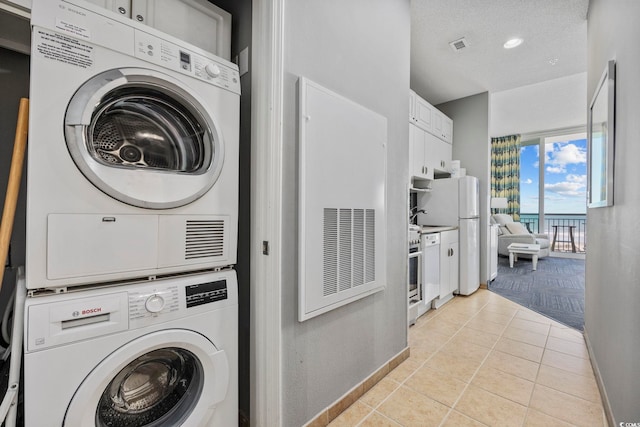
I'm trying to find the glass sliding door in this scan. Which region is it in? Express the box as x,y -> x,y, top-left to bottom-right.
542,132 -> 587,253
519,129 -> 587,255
519,139 -> 541,233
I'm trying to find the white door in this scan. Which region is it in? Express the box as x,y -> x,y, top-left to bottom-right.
64,329 -> 229,426
65,67 -> 225,209
459,218 -> 480,295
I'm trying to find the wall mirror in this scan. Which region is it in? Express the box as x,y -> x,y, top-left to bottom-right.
587,59 -> 615,208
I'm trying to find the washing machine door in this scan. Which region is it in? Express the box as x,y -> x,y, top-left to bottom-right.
64,329 -> 229,427
65,68 -> 225,209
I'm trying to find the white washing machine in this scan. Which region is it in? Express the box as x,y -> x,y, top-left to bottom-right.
23,269 -> 238,426
26,0 -> 240,291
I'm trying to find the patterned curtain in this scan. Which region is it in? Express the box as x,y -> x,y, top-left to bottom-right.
491,134 -> 521,221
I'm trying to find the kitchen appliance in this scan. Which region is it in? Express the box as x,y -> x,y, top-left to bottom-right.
23,269 -> 238,426
408,227 -> 421,326
421,233 -> 440,306
417,176 -> 480,295
26,0 -> 240,291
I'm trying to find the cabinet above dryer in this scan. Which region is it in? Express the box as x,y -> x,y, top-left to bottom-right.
14,0 -> 232,59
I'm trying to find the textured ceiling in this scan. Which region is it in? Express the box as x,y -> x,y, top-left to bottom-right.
411,0 -> 589,105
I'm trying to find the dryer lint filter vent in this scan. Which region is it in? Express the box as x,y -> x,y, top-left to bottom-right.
185,220 -> 225,259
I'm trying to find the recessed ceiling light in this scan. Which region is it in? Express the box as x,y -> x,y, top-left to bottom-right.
503,38 -> 523,49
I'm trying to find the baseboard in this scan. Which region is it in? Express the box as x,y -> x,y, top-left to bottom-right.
303,346 -> 410,427
583,329 -> 615,427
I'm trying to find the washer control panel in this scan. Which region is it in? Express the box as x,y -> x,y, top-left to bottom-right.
129,286 -> 179,322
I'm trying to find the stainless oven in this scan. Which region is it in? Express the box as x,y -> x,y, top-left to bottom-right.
408,228 -> 422,325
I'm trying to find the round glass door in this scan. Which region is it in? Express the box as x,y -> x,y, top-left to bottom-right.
64,330 -> 229,426
96,348 -> 202,427
89,88 -> 207,173
65,68 -> 225,209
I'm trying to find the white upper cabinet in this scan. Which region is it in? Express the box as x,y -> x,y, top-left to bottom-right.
433,111 -> 453,144
409,90 -> 434,133
409,91 -> 454,179
409,124 -> 433,180
409,90 -> 453,143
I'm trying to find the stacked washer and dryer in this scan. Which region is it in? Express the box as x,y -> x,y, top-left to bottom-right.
23,0 -> 240,425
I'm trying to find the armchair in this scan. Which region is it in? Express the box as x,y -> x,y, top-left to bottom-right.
491,214 -> 550,258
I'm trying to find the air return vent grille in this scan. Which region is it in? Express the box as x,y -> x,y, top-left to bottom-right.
298,77 -> 387,321
323,208 -> 375,297
185,220 -> 224,259
449,37 -> 469,52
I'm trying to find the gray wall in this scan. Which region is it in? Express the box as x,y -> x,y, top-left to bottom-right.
0,46 -> 30,338
437,93 -> 491,284
585,0 -> 640,424
281,1 -> 410,425
205,0 -> 252,421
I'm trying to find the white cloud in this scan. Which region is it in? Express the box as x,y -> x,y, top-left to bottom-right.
521,178 -> 533,184
544,179 -> 586,197
545,143 -> 587,173
566,174 -> 587,184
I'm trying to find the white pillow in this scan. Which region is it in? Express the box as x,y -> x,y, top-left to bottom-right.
505,222 -> 530,235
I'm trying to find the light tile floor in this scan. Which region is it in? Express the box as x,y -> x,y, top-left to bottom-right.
328,289 -> 606,427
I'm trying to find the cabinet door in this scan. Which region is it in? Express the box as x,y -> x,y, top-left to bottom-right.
409,125 -> 433,180
432,110 -> 453,143
441,115 -> 453,143
425,132 -> 451,173
448,240 -> 459,295
411,95 -> 434,133
439,230 -> 459,296
84,0 -> 131,15
131,0 -> 231,59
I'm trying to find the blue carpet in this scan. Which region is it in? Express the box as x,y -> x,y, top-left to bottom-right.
489,255 -> 585,331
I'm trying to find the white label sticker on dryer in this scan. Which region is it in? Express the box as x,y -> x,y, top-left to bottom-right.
55,18 -> 91,40
34,29 -> 94,69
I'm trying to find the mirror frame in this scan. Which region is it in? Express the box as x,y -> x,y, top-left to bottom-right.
587,59 -> 616,208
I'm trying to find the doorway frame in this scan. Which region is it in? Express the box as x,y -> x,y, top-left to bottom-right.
250,0 -> 285,425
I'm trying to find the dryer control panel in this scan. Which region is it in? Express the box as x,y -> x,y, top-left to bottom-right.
134,30 -> 240,94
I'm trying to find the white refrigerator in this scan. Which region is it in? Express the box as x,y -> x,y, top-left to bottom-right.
417,176 -> 480,295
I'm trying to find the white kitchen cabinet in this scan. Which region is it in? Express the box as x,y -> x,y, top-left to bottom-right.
440,230 -> 459,297
409,90 -> 434,133
433,110 -> 453,144
409,124 -> 433,180
425,131 -> 452,174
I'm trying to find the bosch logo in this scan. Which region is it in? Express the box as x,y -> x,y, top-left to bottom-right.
72,311 -> 80,317
81,308 -> 102,315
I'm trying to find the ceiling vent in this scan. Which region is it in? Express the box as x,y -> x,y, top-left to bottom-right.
449,37 -> 469,52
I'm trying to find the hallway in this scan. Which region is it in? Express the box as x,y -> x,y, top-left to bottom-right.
328,289 -> 605,426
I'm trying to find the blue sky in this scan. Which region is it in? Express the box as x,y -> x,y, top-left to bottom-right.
519,135 -> 587,214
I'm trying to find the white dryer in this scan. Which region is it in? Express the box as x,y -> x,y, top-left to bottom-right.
26,0 -> 240,291
23,269 -> 238,426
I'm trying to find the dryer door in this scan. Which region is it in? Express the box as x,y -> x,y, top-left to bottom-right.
64,329 -> 229,427
65,68 -> 225,209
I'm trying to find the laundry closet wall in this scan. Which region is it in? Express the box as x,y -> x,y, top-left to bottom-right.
0,46 -> 29,326
281,1 -> 411,425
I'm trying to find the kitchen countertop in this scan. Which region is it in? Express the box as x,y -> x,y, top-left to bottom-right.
420,225 -> 457,234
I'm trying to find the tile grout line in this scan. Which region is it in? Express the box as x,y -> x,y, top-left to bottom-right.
436,298 -> 519,427
356,297 -> 493,426
520,309 -> 552,427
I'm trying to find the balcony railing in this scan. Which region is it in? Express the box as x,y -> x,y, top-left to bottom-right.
519,214 -> 586,254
